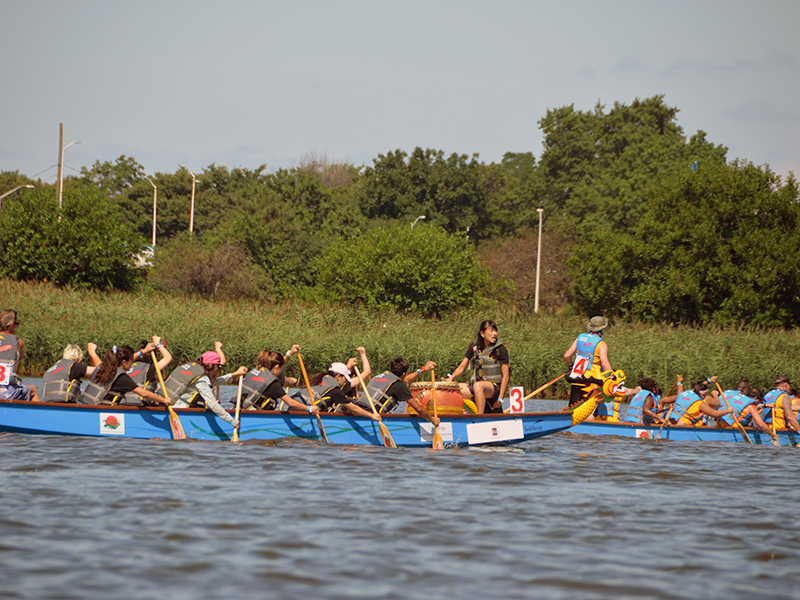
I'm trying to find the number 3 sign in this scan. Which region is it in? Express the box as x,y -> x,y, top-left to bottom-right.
509,386 -> 525,413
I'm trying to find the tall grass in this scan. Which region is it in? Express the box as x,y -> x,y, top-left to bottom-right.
5,278 -> 800,397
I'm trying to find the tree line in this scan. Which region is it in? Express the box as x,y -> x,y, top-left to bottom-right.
1,95 -> 798,325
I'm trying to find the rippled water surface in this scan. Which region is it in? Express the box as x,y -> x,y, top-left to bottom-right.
2,383 -> 800,599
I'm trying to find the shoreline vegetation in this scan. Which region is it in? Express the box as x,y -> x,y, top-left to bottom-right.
7,279 -> 800,399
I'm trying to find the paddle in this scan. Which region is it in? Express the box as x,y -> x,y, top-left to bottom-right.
713,380 -> 753,444
231,375 -> 243,442
504,372 -> 566,413
354,365 -> 396,448
152,359 -> 186,440
431,369 -> 443,450
655,404 -> 674,440
297,352 -> 328,444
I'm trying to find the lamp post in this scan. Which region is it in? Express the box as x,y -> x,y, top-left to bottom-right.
179,165 -> 197,233
145,177 -> 157,246
0,185 -> 35,211
535,207 -> 544,314
411,215 -> 426,228
56,123 -> 80,210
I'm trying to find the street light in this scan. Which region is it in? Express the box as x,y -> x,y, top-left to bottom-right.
56,123 -> 80,210
178,165 -> 198,233
411,215 -> 426,228
535,207 -> 544,314
0,185 -> 35,210
145,177 -> 157,246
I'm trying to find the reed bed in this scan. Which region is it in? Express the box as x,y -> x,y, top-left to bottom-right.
5,278 -> 800,398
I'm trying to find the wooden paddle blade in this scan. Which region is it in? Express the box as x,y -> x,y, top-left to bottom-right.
167,406 -> 186,440
379,422 -> 396,448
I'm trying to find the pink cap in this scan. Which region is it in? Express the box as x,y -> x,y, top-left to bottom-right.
201,351 -> 222,365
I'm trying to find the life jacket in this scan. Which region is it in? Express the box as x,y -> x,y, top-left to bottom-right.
121,361 -> 157,405
762,389 -> 790,428
240,368 -> 279,410
359,371 -> 402,413
470,339 -> 507,384
78,367 -> 127,405
568,333 -> 604,381
672,390 -> 705,426
717,391 -> 756,427
290,375 -> 337,409
42,358 -> 83,403
594,399 -> 621,422
0,333 -> 20,386
164,362 -> 205,404
317,376 -> 349,411
624,389 -> 661,424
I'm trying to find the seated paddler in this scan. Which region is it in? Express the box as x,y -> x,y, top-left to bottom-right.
240,350 -> 320,414
669,376 -> 732,426
77,345 -> 172,407
42,343 -> 99,403
446,319 -> 509,414
716,381 -> 777,442
0,309 -> 40,402
761,375 -> 800,433
307,362 -> 380,421
167,348 -> 247,427
564,316 -> 612,409
356,357 -> 439,427
122,336 -> 172,405
623,376 -> 683,425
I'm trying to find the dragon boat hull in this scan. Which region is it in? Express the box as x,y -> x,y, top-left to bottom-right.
569,420 -> 798,446
0,400 -> 573,447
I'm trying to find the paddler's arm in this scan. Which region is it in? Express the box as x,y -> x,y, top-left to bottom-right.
598,341 -> 612,372
151,336 -> 172,371
447,357 -> 470,381
346,347 -> 370,386
746,405 -> 777,439
87,342 -> 101,367
137,388 -> 171,406
700,396 -> 733,419
214,341 -> 227,366
405,396 -> 440,427
405,361 -> 437,384
498,362 -> 510,402
563,340 -> 577,367
213,366 -> 248,386
781,395 -> 800,431
280,394 -> 319,414
342,401 -> 381,421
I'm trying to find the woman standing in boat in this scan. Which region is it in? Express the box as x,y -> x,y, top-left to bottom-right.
77,344 -> 172,407
240,350 -> 320,413
564,316 -> 612,409
42,343 -> 99,403
0,309 -> 40,402
446,320 -> 510,414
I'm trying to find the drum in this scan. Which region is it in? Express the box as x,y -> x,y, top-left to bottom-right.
407,381 -> 465,416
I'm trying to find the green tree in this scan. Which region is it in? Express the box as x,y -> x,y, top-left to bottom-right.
314,224 -> 494,315
0,184 -> 144,290
80,155 -> 146,197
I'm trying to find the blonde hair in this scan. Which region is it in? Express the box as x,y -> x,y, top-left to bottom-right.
63,344 -> 84,362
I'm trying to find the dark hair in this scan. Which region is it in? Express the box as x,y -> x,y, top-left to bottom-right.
736,380 -> 751,394
389,357 -> 410,378
308,372 -> 326,387
692,380 -> 708,394
775,375 -> 790,386
747,387 -> 764,401
639,378 -> 661,396
95,345 -> 134,385
475,320 -> 499,351
135,340 -> 154,365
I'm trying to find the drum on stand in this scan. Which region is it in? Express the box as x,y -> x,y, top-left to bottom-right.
407,381 -> 465,415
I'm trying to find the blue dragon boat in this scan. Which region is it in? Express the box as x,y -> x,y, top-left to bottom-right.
0,399 -> 573,447
569,420 -> 797,446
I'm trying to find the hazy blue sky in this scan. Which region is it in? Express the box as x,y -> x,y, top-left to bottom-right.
2,0 -> 799,183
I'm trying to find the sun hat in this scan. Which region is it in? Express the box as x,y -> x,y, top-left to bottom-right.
329,362 -> 353,383
201,351 -> 222,365
588,316 -> 608,332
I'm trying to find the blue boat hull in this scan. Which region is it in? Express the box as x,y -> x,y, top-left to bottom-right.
569,420 -> 798,446
0,400 -> 573,447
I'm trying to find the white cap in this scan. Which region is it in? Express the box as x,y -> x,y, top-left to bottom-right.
329,362 -> 353,383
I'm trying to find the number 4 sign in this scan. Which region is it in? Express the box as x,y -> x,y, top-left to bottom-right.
509,386 -> 525,413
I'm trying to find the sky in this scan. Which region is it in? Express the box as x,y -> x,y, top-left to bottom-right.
2,0 -> 799,184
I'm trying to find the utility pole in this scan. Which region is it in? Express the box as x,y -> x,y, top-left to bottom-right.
56,123 -> 64,208
535,208 -> 544,313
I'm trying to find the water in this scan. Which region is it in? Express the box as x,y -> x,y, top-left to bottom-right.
2,379 -> 799,599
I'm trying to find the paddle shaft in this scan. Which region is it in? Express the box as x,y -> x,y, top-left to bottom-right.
232,376 -> 243,442
298,352 -> 328,444
503,372 -> 567,413
714,380 -> 753,444
431,369 -> 443,450
151,357 -> 186,440
656,403 -> 674,439
354,365 -> 396,448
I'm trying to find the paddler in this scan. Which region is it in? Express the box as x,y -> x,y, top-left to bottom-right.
356,357 -> 439,426
669,376 -> 733,426
307,362 -> 380,420
716,382 -> 777,442
0,309 -> 40,402
121,336 -> 172,405
42,343 -> 99,403
239,350 -> 320,413
564,316 -> 612,409
446,320 -> 509,414
622,376 -> 683,424
761,375 -> 800,433
168,348 -> 248,427
77,344 -> 172,406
